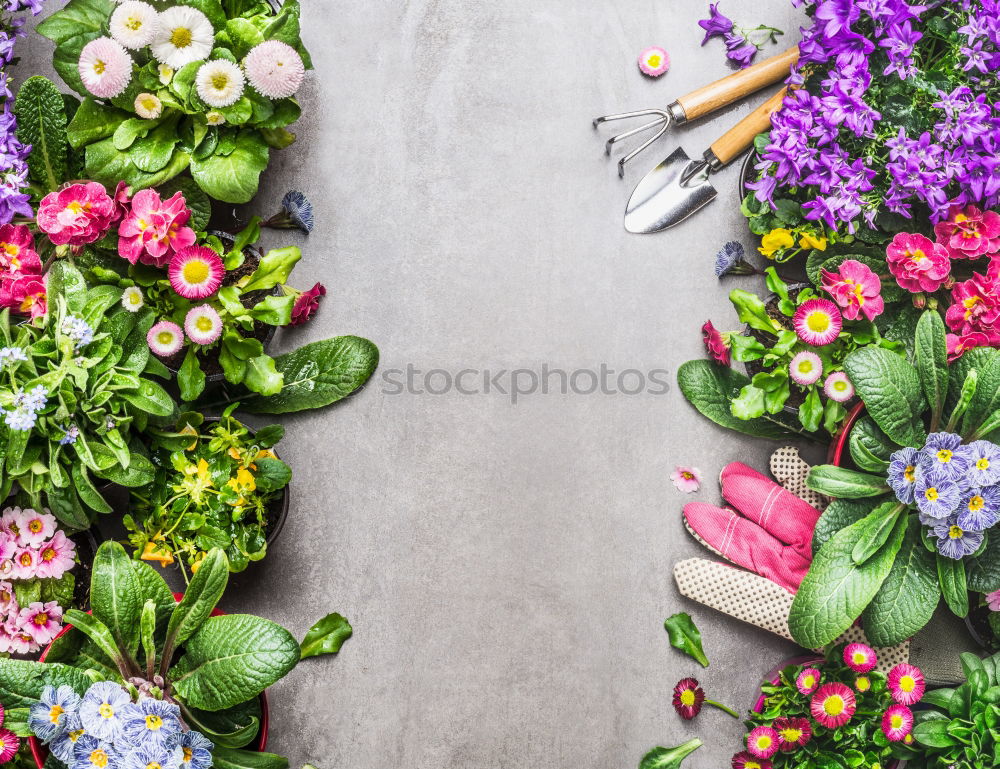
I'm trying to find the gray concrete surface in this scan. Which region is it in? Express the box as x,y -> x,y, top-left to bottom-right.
20,2 -> 823,767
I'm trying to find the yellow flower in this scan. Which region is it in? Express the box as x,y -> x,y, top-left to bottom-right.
758,228 -> 795,259
180,424 -> 199,451
190,552 -> 206,574
140,541 -> 174,567
799,231 -> 828,251
226,466 -> 256,506
181,458 -> 213,503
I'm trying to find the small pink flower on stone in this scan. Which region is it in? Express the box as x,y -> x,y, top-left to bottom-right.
671,466 -> 702,493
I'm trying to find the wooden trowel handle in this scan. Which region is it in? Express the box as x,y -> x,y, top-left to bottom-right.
706,87 -> 788,168
674,47 -> 799,123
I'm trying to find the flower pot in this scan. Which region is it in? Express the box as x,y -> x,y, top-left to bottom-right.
965,603 -> 1000,653
827,402 -> 867,467
741,285 -> 810,417
29,592 -> 269,768
739,150 -> 759,205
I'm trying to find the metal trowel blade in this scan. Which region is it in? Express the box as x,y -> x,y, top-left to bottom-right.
624,147 -> 718,234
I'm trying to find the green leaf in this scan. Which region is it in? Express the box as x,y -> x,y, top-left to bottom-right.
242,247 -> 301,292
812,498 -> 887,554
913,719 -> 959,748
132,561 -> 178,631
243,355 -> 283,396
36,0 -> 114,97
179,348 -> 206,403
48,262 -> 89,313
157,177 -> 212,232
211,747 -> 288,769
242,336 -> 380,414
807,465 -> 890,499
181,700 -> 261,749
165,549 -> 229,652
962,349 -> 1000,439
914,310 -> 948,430
120,378 -> 176,416
967,533 -> 1000,592
729,290 -> 778,333
861,517 -> 940,646
937,554 -> 969,618
130,118 -> 182,173
299,613 -> 353,659
14,77 -> 68,192
851,502 -> 905,564
638,739 -> 702,769
789,511 -> 907,648
844,345 -> 927,447
0,659 -> 91,707
71,463 -> 112,514
731,384 -> 766,420
189,130 -> 269,204
46,485 -> 92,530
90,541 -> 142,657
86,137 -> 191,193
662,612 -> 709,668
63,609 -> 129,675
246,294 -> 293,326
800,387 -> 823,433
171,614 -> 301,710
848,417 -> 896,472
67,97 -> 130,149
93,449 -> 156,487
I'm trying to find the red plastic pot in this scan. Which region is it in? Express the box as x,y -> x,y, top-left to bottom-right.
29,593 -> 269,768
827,402 -> 867,467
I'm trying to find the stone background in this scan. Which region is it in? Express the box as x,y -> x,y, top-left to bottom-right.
19,1 -> 827,767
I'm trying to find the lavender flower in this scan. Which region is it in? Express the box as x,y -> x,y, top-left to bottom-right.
59,423 -> 79,446
61,315 -> 94,349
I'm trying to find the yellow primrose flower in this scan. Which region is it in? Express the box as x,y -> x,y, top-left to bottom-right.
180,424 -> 199,451
140,541 -> 174,567
190,552 -> 206,574
227,447 -> 243,462
758,228 -> 795,259
226,466 -> 256,506
799,231 -> 828,251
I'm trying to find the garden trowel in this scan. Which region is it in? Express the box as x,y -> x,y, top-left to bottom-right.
624,87 -> 788,234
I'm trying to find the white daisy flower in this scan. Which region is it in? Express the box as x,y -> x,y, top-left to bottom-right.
134,92 -> 162,119
121,286 -> 144,312
205,111 -> 226,126
150,6 -> 214,70
195,59 -> 244,107
109,1 -> 158,51
158,64 -> 174,85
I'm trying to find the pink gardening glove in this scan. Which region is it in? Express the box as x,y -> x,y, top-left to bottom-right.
683,462 -> 822,592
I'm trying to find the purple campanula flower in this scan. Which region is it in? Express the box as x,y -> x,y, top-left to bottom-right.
815,0 -> 861,38
724,31 -> 758,67
698,2 -> 734,44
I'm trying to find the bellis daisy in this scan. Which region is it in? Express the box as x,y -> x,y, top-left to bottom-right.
796,667 -> 820,695
773,717 -> 810,752
671,678 -> 704,720
134,92 -> 163,119
746,726 -> 779,759
671,466 -> 702,493
789,350 -> 823,386
810,682 -> 856,728
887,663 -> 925,705
122,286 -> 144,312
206,111 -> 226,126
793,299 -> 842,346
109,1 -> 158,50
0,729 -> 19,763
195,59 -> 245,107
823,372 -> 854,403
147,320 -> 184,357
731,751 -> 771,769
151,6 -> 214,70
881,704 -> 914,742
854,675 -> 871,693
184,304 -> 222,346
244,40 -> 306,99
78,37 -> 134,99
638,46 -> 670,77
168,246 -> 224,299
843,643 -> 877,673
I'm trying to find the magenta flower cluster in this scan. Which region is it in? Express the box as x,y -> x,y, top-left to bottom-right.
749,0 -> 1000,233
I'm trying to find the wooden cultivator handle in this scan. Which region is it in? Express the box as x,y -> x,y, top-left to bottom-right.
707,86 -> 788,168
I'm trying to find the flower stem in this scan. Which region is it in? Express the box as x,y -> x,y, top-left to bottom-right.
705,699 -> 740,719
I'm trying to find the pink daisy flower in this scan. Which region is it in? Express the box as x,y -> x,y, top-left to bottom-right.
774,717 -> 811,752
747,726 -> 779,759
147,320 -> 184,358
881,704 -> 914,742
78,37 -> 133,99
244,40 -> 305,99
820,259 -> 885,321
987,589 -> 1000,611
15,509 -> 55,547
731,752 -> 771,769
789,351 -> 823,386
18,601 -> 62,646
168,246 -> 224,299
672,678 -> 705,720
887,663 -> 925,705
35,531 -> 76,580
793,299 -> 842,346
638,46 -> 670,77
10,547 -> 37,580
823,372 -> 855,403
184,304 -> 223,346
796,667 -> 821,695
0,728 -> 20,762
810,683 -> 856,728
702,320 -> 731,365
886,232 -> 951,293
671,466 -> 702,493
843,643 -> 877,673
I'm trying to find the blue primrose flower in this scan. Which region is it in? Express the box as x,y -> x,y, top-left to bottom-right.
120,698 -> 181,748
933,519 -> 985,560
957,486 -> 1000,532
80,681 -> 132,742
887,446 -> 920,504
73,734 -> 117,769
49,713 -> 86,764
914,474 -> 962,520
119,740 -> 183,769
965,440 -> 1000,487
29,685 -> 81,743
170,730 -> 213,769
919,432 -> 971,484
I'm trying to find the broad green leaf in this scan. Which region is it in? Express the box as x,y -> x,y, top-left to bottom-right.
14,77 -> 68,192
731,384 -> 766,420
120,378 -> 176,416
189,130 -> 269,204
86,137 -> 191,192
246,294 -> 294,326
914,310 -> 948,431
63,610 -> 129,675
93,449 -> 156,487
90,541 -> 142,657
963,349 -> 1000,439
46,485 -> 92,531
662,612 -> 709,668
861,517 -> 940,646
729,290 -> 779,333
0,659 -> 91,707
789,511 -> 907,648
812,497 -> 888,554
638,739 -> 702,769
937,554 -> 969,618
299,612 -> 353,659
851,502 -> 905,564
243,355 -> 283,396
67,97 -> 130,149
242,336 -> 380,414
913,719 -> 959,748
179,348 -> 206,402
844,345 -> 926,447
71,463 -> 112,514
848,417 -> 896,472
967,533 -> 1000,592
946,347 -> 994,414
132,561 -> 178,631
165,549 -> 229,651
211,747 -> 288,769
113,118 -> 153,152
182,699 -> 261,749
806,465 -> 890,499
242,247 -> 302,292
799,387 -> 823,433
36,0 -> 113,97
172,614 -> 300,710
49,262 -> 89,313
130,118 -> 182,173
